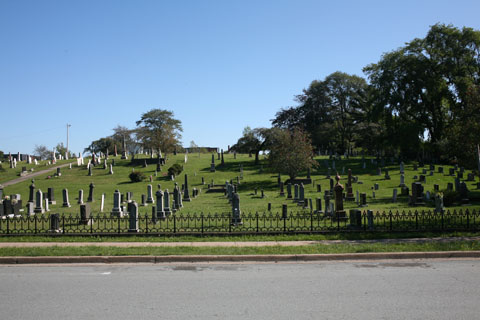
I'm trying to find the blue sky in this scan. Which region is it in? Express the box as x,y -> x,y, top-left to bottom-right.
1,0 -> 479,155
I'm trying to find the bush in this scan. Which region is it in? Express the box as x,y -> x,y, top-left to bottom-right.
441,189 -> 458,207
129,171 -> 146,182
167,163 -> 183,177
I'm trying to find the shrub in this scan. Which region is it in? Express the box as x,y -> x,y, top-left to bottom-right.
129,171 -> 146,182
167,163 -> 183,177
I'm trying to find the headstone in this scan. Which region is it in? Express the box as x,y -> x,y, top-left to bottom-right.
282,204 -> 288,219
384,169 -> 390,180
50,213 -> 60,232
315,198 -> 322,214
438,167 -> 444,174
88,164 -> 92,176
467,173 -> 475,181
62,188 -> 71,207
47,188 -> 56,205
164,189 -> 171,215
109,164 -> 114,175
367,210 -> 374,230
183,174 -> 191,201
434,184 -> 439,192
399,174 -> 406,187
29,181 -> 35,203
87,183 -> 95,202
449,168 -> 455,176
231,193 -> 242,225
287,183 -> 292,199
111,190 -> 123,217
333,174 -> 346,220
392,189 -> 398,203
146,184 -> 154,203
345,169 -> 354,201
294,184 -> 299,201
210,154 -> 216,172
459,182 -> 469,205
44,198 -> 50,212
374,183 -> 379,190
79,203 -> 91,225
400,162 -> 405,174
410,182 -> 425,206
419,175 -> 426,183
156,189 -> 165,219
34,190 -> 45,213
26,202 -> 34,216
279,182 -> 285,196
100,193 -> 105,212
128,201 -> 139,232
360,193 -> 367,207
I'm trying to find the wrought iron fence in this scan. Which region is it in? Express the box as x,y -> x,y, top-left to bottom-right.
0,209 -> 479,236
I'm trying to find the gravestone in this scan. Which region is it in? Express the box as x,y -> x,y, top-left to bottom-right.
392,189 -> 398,203
183,174 -> 191,201
333,174 -> 346,221
279,182 -> 285,196
111,190 -> 123,217
449,168 -> 455,176
400,162 -> 405,174
298,184 -> 304,204
26,202 -> 34,216
349,209 -> 362,228
438,167 -> 443,174
164,189 -> 171,216
367,210 -> 374,230
231,193 -> 242,225
282,204 -> 288,219
62,188 -> 71,207
374,183 -> 379,190
88,164 -> 92,176
294,184 -> 299,201
128,201 -> 139,232
467,173 -> 475,181
29,181 -> 35,203
346,169 -> 355,201
47,188 -> 56,205
410,182 -> 425,206
79,203 -> 91,225
419,175 -> 426,183
434,184 -> 439,192
210,154 -> 216,172
384,169 -> 390,180
146,184 -> 154,203
459,182 -> 469,205
155,189 -> 165,219
287,183 -> 292,199
317,184 -> 321,192
399,174 -> 406,187
315,198 -> 323,214
34,190 -> 44,213
100,193 -> 105,212
44,198 -> 50,212
359,193 -> 367,207
87,183 -> 95,202
50,213 -> 60,232
78,189 -> 84,204
434,194 -> 444,213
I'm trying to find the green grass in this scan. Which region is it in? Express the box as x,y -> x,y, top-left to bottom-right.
1,240 -> 479,256
2,153 -> 480,219
0,231 -> 477,242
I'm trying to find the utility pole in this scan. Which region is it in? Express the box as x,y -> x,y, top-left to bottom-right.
66,124 -> 71,159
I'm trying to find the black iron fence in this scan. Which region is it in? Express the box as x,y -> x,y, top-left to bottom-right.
0,209 -> 479,236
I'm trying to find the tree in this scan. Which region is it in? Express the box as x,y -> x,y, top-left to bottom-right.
268,128 -> 317,180
272,72 -> 368,153
33,145 -> 51,160
112,125 -> 139,155
84,137 -> 119,155
135,109 -> 183,154
364,23 -> 480,159
231,127 -> 273,164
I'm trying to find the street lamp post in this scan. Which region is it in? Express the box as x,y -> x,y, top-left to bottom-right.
66,124 -> 71,159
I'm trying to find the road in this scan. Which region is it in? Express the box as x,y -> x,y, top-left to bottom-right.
1,162 -> 73,187
0,259 -> 479,320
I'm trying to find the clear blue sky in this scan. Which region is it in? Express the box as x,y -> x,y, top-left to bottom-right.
1,0 -> 479,155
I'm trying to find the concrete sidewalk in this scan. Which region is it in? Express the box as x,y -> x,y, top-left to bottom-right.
0,236 -> 478,248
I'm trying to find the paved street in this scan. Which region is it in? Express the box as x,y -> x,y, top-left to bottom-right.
0,259 -> 479,320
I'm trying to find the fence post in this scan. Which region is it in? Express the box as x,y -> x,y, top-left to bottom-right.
90,215 -> 93,234
6,217 -> 9,235
415,211 -> 418,230
118,216 -> 121,234
229,213 -> 232,233
389,211 -> 393,231
145,213 -> 149,234
173,215 -> 176,234
310,211 -> 313,232
201,213 -> 204,234
62,215 -> 65,234
337,214 -> 340,232
256,212 -> 259,233
441,210 -> 444,230
363,211 -> 366,231
34,215 -> 38,234
466,210 -> 470,230
284,214 -> 287,233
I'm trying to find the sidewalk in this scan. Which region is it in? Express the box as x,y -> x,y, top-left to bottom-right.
0,236 -> 478,247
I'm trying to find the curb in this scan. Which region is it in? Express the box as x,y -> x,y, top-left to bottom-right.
0,251 -> 479,264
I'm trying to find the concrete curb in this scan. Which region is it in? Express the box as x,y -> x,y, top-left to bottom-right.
1,251 -> 479,264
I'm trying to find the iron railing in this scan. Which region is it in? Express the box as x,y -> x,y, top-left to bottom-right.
0,209 -> 478,236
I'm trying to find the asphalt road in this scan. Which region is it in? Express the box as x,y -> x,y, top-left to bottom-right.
0,259 -> 479,320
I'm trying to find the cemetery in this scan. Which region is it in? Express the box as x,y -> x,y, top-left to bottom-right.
0,150 -> 479,235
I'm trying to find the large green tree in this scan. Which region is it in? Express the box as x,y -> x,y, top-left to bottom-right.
231,127 -> 275,165
364,23 -> 480,159
135,109 -> 183,154
268,128 -> 317,180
